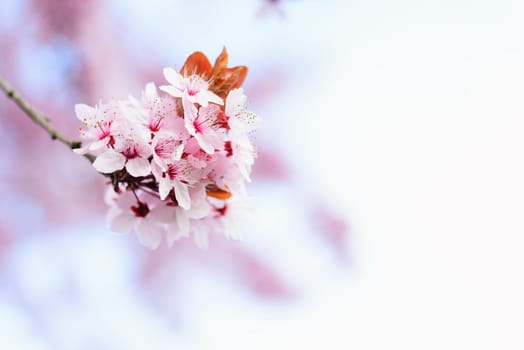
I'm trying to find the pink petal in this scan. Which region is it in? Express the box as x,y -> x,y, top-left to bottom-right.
195,133 -> 214,155
126,157 -> 151,177
137,219 -> 163,249
203,90 -> 223,106
93,151 -> 126,174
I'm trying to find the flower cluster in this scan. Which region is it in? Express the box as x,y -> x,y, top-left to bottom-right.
75,49 -> 259,249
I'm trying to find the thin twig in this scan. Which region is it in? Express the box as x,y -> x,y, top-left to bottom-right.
0,75 -> 95,163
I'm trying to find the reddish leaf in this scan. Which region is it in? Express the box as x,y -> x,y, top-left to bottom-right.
210,47 -> 229,77
180,52 -> 212,79
180,48 -> 249,99
210,66 -> 248,99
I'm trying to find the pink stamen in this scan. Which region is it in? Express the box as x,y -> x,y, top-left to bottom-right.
123,144 -> 140,159
193,119 -> 204,133
96,121 -> 112,140
166,164 -> 178,180
187,88 -> 198,96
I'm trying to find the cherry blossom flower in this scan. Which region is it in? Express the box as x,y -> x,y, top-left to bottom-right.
75,49 -> 260,249
224,88 -> 260,181
160,67 -> 222,107
165,186 -> 211,246
182,97 -> 225,154
106,190 -> 170,249
225,88 -> 259,134
74,102 -> 117,155
151,159 -> 199,209
92,118 -> 152,177
140,82 -> 179,133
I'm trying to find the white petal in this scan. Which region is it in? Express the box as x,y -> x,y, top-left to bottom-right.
163,67 -> 184,88
204,90 -> 224,106
150,204 -> 174,223
159,85 -> 182,98
73,145 -> 88,155
173,181 -> 191,210
166,224 -> 187,248
136,219 -> 163,249
126,158 -> 151,177
188,200 -> 211,219
194,229 -> 209,250
225,88 -> 246,116
182,96 -> 197,135
75,103 -> 96,121
109,211 -> 135,233
173,143 -> 185,160
158,178 -> 172,200
88,139 -> 107,152
144,82 -> 157,99
174,207 -> 189,235
93,151 -> 126,174
150,161 -> 165,182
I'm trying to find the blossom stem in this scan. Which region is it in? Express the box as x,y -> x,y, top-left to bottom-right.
0,75 -> 95,163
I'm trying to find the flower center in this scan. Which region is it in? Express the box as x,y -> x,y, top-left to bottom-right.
123,144 -> 140,159
131,201 -> 149,218
224,141 -> 233,157
187,88 -> 198,96
155,138 -> 176,158
96,120 -> 112,140
216,204 -> 228,216
193,119 -> 204,133
149,117 -> 163,132
166,164 -> 178,180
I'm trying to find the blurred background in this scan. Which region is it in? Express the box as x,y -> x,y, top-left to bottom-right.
0,0 -> 523,349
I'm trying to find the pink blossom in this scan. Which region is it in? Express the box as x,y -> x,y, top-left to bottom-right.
74,102 -> 116,155
226,88 -> 260,140
223,88 -> 261,181
74,54 -> 260,249
139,82 -> 179,133
182,97 -> 225,154
160,67 -> 223,107
165,186 -> 211,247
151,160 -> 197,209
92,118 -> 152,177
106,190 -> 170,249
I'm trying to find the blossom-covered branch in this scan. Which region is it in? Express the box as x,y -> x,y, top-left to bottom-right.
0,74 -> 95,163
75,48 -> 259,249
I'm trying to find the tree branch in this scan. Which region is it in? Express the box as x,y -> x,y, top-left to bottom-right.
0,75 -> 94,163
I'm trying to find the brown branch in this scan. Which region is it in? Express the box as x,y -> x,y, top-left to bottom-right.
0,75 -> 95,163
